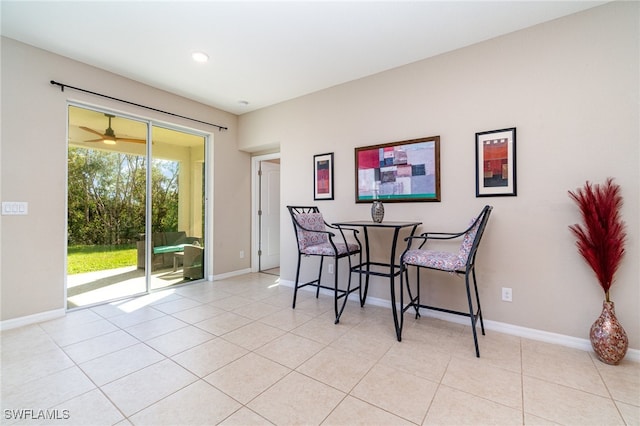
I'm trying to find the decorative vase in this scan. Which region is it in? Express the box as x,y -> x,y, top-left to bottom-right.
371,200 -> 384,223
590,301 -> 628,365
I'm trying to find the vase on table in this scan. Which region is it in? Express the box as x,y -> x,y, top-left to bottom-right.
590,300 -> 628,365
371,200 -> 384,223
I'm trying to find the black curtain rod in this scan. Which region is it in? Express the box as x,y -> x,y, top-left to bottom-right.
50,80 -> 228,131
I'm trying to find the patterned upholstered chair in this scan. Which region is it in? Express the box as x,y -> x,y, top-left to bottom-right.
287,206 -> 362,324
400,205 -> 492,357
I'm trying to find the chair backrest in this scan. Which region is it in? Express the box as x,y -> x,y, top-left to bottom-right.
457,205 -> 492,268
287,206 -> 329,251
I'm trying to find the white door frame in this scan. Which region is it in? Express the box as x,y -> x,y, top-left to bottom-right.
251,152 -> 281,272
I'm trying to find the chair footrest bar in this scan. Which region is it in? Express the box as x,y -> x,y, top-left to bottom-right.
409,303 -> 481,322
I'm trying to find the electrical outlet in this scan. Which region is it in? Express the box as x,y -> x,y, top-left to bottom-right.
501,287 -> 512,302
328,264 -> 334,274
239,250 -> 245,259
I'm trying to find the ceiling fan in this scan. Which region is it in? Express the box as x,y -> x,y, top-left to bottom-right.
80,114 -> 146,145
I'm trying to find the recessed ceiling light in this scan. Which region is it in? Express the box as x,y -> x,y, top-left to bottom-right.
238,100 -> 249,106
192,51 -> 209,63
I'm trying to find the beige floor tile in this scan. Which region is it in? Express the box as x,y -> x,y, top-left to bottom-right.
248,371 -> 345,426
105,306 -> 165,328
594,357 -> 640,405
1,325 -> 58,360
124,315 -> 188,341
129,380 -> 241,425
329,326 -> 394,361
219,407 -> 274,425
351,363 -> 438,424
1,345 -> 74,389
152,297 -> 203,314
205,352 -> 290,404
291,317 -> 351,345
259,308 -> 314,331
424,385 -> 523,425
442,356 -> 523,409
255,333 -> 326,369
260,290 -> 297,308
49,388 -> 125,426
522,342 -> 608,396
145,325 -> 215,356
210,295 -> 256,311
2,273 -> 638,426
90,300 -> 134,319
454,329 -> 523,373
522,412 -> 560,425
616,400 -> 640,426
297,345 -> 376,393
221,322 -> 286,351
523,375 -> 625,425
101,359 -> 197,417
79,342 -> 164,386
39,309 -> 104,331
174,282 -> 218,298
1,366 -> 95,412
379,338 -> 450,383
62,329 -> 139,364
172,338 -> 248,377
232,301 -> 285,320
322,395 -> 414,425
292,293 -> 334,317
170,303 -> 225,323
42,318 -> 119,347
194,311 -> 254,336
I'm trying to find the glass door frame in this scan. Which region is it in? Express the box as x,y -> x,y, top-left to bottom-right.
65,101 -> 211,310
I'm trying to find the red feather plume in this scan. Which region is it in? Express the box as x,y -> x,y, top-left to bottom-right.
568,178 -> 626,302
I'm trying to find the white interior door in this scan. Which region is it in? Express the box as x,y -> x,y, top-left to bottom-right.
259,160 -> 280,270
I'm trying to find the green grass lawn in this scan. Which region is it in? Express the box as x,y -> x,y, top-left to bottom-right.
67,244 -> 137,275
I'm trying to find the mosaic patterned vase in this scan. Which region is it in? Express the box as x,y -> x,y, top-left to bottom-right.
590,301 -> 628,365
371,201 -> 384,223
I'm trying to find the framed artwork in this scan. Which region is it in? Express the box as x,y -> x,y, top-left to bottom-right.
313,152 -> 334,200
355,136 -> 440,203
475,127 -> 517,197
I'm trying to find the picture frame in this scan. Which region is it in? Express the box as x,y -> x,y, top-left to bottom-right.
475,127 -> 517,197
313,152 -> 334,200
355,136 -> 440,203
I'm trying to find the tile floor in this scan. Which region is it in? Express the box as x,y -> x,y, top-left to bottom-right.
1,272 -> 638,425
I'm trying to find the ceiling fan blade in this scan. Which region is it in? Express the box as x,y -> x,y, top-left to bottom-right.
79,126 -> 104,138
84,138 -> 103,143
116,137 -> 147,144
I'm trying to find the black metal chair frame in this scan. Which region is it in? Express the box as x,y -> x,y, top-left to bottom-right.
400,205 -> 493,357
287,206 -> 363,324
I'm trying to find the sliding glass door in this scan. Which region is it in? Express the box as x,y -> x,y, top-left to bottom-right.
66,105 -> 206,309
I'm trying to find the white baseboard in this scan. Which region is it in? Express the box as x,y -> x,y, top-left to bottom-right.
213,268 -> 252,281
0,308 -> 66,331
279,278 -> 639,363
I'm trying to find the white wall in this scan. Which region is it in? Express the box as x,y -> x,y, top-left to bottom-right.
0,38 -> 252,321
239,2 -> 639,349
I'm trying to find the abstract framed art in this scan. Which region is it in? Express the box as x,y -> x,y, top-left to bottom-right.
475,127 -> 517,197
313,152 -> 334,200
355,136 -> 440,203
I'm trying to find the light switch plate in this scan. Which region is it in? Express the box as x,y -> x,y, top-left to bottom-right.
2,201 -> 28,215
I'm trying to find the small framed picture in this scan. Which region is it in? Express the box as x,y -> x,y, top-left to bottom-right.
314,153 -> 334,200
475,128 -> 517,197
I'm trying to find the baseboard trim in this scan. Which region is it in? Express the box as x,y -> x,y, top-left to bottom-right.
213,268 -> 252,281
279,278 -> 639,362
0,308 -> 66,331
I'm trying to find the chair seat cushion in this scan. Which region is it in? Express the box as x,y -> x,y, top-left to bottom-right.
403,249 -> 464,272
302,242 -> 359,256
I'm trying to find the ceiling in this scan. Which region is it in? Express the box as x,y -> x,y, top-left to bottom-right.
1,1 -> 607,115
